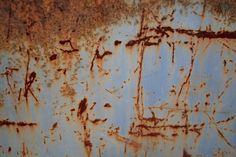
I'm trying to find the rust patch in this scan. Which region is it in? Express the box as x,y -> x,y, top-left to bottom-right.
60,82 -> 76,98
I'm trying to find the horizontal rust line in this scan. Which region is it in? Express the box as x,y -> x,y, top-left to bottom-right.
146,105 -> 230,114
0,119 -> 37,127
126,27 -> 236,47
159,26 -> 236,39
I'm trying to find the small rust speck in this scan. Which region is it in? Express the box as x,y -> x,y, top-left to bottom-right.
104,103 -> 112,108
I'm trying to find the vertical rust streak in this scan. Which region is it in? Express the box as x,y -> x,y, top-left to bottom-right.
172,42 -> 175,64
6,73 -> 14,94
136,41 -> 146,119
23,50 -> 38,103
24,50 -> 30,103
77,98 -> 92,157
18,88 -> 22,101
176,45 -> 196,106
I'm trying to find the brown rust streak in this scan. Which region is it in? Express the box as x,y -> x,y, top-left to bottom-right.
23,50 -> 38,103
59,39 -> 78,53
0,119 -> 37,127
172,42 -> 175,64
77,98 -> 88,117
90,118 -> 107,124
176,44 -> 196,106
205,113 -> 235,149
51,122 -> 58,130
90,48 -> 112,71
77,98 -> 92,157
216,116 -> 235,124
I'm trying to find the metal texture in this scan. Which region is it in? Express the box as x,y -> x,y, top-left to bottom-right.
0,0 -> 236,156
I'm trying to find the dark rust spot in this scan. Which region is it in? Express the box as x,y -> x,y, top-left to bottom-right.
114,40 -> 122,46
51,122 -> 58,130
104,103 -> 112,108
49,54 -> 57,61
8,147 -> 11,152
183,149 -> 191,157
77,98 -> 88,117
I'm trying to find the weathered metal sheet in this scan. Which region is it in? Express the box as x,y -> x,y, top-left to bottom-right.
0,0 -> 236,156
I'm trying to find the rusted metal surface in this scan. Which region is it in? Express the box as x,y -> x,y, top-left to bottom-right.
0,0 -> 236,156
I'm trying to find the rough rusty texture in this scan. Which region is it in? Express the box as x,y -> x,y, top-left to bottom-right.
0,0 -> 236,157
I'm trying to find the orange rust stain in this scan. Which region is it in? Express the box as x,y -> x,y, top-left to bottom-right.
60,82 -> 76,98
